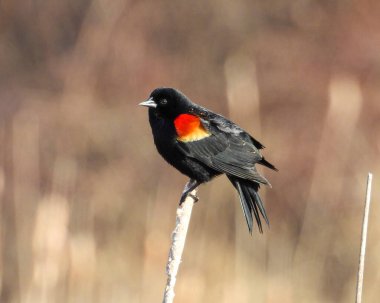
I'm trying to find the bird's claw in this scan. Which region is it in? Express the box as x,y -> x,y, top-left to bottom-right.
179,192 -> 199,205
179,179 -> 200,205
188,193 -> 199,203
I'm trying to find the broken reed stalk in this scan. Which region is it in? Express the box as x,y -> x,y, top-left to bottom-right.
162,188 -> 198,303
355,173 -> 373,303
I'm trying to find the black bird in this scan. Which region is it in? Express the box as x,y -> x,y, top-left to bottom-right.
139,88 -> 277,233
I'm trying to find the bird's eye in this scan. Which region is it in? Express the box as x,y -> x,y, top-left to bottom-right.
160,99 -> 168,106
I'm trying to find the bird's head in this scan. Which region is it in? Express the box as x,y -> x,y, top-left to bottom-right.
139,87 -> 193,119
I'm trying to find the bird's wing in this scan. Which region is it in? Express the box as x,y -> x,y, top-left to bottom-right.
206,112 -> 266,149
176,117 -> 270,185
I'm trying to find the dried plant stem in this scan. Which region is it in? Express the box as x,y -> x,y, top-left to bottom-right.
162,188 -> 198,303
356,173 -> 373,303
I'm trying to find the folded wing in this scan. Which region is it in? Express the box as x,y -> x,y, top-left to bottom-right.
176,117 -> 270,185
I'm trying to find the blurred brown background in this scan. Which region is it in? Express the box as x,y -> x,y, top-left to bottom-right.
0,0 -> 379,302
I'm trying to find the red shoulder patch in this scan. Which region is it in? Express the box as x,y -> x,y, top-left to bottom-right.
174,114 -> 211,142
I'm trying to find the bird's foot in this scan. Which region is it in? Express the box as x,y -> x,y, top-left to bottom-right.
179,192 -> 199,204
188,193 -> 199,203
179,179 -> 200,205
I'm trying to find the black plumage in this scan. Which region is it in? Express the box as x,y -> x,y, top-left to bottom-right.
140,87 -> 277,233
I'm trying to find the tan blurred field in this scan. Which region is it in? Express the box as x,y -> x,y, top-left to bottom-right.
0,1 -> 379,302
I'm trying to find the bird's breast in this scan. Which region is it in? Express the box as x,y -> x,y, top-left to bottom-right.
174,114 -> 211,142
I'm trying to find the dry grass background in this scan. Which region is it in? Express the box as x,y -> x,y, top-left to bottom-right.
0,1 -> 379,302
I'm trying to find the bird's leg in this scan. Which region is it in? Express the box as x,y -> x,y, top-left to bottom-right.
179,179 -> 200,205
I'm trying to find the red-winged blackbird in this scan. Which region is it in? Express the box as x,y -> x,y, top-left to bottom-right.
140,88 -> 277,233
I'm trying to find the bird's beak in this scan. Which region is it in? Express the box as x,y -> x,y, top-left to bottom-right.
139,98 -> 157,108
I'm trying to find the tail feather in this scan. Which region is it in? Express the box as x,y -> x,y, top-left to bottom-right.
241,184 -> 262,233
235,181 -> 254,232
228,176 -> 269,234
251,188 -> 269,225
